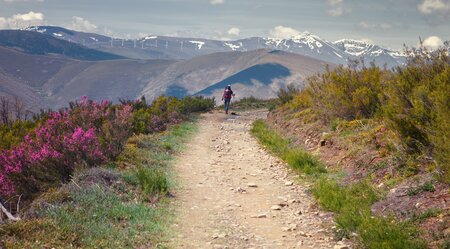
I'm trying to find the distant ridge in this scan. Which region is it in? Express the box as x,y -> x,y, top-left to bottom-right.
0,30 -> 125,61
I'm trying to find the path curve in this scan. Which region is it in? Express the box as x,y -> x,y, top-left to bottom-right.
170,110 -> 349,249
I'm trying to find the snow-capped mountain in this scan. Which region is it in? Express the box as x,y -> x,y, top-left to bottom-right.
227,33 -> 348,65
26,26 -> 405,67
333,39 -> 405,67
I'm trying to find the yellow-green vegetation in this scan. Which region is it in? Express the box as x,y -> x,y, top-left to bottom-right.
252,120 -> 427,249
224,96 -> 279,111
0,122 -> 197,248
287,49 -> 449,183
251,120 -> 326,175
130,95 -> 213,134
0,119 -> 37,150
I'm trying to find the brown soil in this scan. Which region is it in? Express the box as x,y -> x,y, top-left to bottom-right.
169,110 -> 351,249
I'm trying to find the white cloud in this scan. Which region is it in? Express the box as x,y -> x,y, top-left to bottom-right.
0,11 -> 45,29
418,0 -> 450,14
14,11 -> 44,21
0,18 -> 7,29
422,36 -> 444,49
209,0 -> 224,5
69,16 -> 98,32
227,27 -> 240,36
268,25 -> 301,39
326,0 -> 351,17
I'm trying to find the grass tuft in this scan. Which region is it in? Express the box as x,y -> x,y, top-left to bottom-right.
407,181 -> 435,196
251,119 -> 326,175
136,167 -> 169,196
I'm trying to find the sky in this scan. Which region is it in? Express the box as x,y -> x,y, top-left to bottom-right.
0,0 -> 449,50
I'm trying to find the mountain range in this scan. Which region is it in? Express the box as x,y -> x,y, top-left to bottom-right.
26,26 -> 406,68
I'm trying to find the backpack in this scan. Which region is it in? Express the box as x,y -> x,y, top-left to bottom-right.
223,89 -> 232,99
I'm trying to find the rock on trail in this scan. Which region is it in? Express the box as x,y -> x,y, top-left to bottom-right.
169,110 -> 351,249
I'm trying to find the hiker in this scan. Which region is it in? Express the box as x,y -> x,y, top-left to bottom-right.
222,85 -> 235,114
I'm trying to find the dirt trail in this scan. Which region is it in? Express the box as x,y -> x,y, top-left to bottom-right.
169,110 -> 349,249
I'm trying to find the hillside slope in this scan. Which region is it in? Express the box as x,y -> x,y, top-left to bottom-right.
0,46 -> 176,108
142,49 -> 331,100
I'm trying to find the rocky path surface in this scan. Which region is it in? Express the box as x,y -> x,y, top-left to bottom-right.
169,110 -> 350,249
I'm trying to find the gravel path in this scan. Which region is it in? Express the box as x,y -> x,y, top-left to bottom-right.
169,110 -> 351,249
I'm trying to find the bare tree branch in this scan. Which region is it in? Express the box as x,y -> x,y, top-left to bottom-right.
0,96 -> 11,125
0,202 -> 21,221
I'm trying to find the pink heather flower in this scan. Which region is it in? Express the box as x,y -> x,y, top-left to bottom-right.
0,97 -> 132,198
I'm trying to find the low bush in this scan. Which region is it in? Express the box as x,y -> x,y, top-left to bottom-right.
130,95 -> 213,134
277,83 -> 299,104
231,96 -> 279,111
294,64 -> 386,121
383,50 -> 449,182
181,96 -> 215,113
0,120 -> 37,150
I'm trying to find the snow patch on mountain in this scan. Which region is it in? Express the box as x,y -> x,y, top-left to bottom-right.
144,36 -> 157,40
333,39 -> 375,56
25,26 -> 46,33
224,42 -> 242,51
189,41 -> 205,50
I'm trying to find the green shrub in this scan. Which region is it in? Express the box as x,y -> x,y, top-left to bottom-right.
232,96 -> 279,110
181,96 -> 215,113
0,120 -> 37,150
277,83 -> 299,104
301,64 -> 387,120
383,50 -> 450,182
130,95 -> 213,134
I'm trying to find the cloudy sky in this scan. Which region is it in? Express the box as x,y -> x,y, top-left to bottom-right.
0,0 -> 449,49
